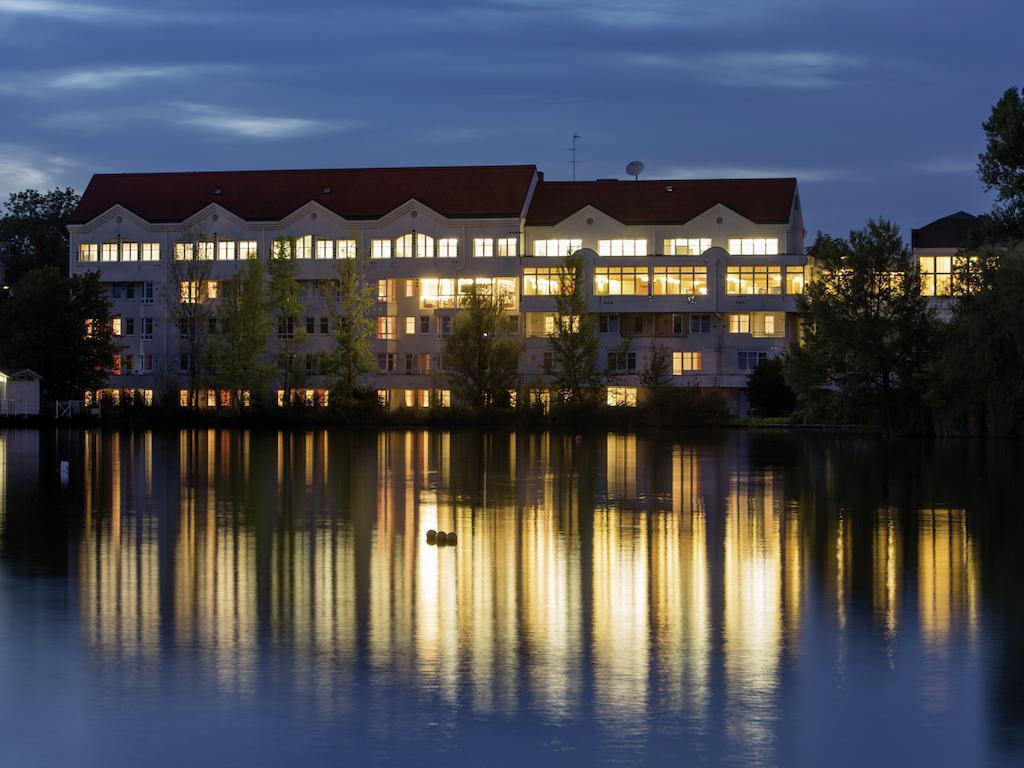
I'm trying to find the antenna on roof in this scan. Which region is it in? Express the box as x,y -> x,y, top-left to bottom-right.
569,133 -> 582,182
626,160 -> 644,180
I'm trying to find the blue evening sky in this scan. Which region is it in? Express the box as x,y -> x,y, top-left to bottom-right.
1,0 -> 1019,237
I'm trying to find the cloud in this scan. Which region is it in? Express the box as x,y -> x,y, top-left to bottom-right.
461,0 -> 779,28
661,165 -> 857,183
170,103 -> 345,140
0,64 -> 232,95
912,157 -> 977,175
634,50 -> 865,89
0,144 -> 82,197
0,0 -> 229,25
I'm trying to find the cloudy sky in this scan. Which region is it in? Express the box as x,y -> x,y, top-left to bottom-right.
1,0 -> 1019,236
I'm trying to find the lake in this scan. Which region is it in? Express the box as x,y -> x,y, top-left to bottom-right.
1,428 -> 1022,766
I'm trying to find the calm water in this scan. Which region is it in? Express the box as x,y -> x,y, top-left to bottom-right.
1,428 -> 1023,767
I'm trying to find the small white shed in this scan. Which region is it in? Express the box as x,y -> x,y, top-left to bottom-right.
0,368 -> 42,416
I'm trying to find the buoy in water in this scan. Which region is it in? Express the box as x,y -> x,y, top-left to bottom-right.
426,529 -> 437,544
446,531 -> 457,545
436,531 -> 448,546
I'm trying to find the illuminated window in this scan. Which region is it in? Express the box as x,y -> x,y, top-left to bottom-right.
438,238 -> 458,259
523,267 -> 570,296
271,239 -> 292,259
405,316 -> 416,335
534,238 -> 582,258
606,387 -> 637,407
726,265 -> 782,295
377,389 -> 390,407
111,316 -> 122,336
316,239 -> 334,259
238,241 -> 258,260
664,238 -> 711,256
419,278 -> 455,309
141,243 -> 160,262
405,279 -> 416,298
785,265 -> 807,294
651,265 -> 708,296
474,238 -> 494,258
598,239 -> 647,257
594,266 -> 649,296
753,312 -> 785,337
294,235 -> 313,260
175,242 -> 194,260
101,243 -> 118,262
417,234 -> 434,258
377,279 -> 394,302
217,240 -> 236,260
377,316 -> 397,339
729,314 -> 750,333
120,242 -> 138,262
78,243 -> 98,262
371,239 -> 391,259
728,237 -> 779,256
179,280 -> 218,303
497,237 -> 517,257
395,234 -> 413,259
195,241 -> 214,260
919,255 -> 955,296
672,351 -> 702,374
336,240 -> 356,259
436,389 -> 451,407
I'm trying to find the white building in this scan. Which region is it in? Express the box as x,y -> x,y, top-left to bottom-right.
67,165 -> 807,412
0,368 -> 42,416
912,211 -> 984,319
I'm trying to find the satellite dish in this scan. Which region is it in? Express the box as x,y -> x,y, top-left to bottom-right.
626,160 -> 644,180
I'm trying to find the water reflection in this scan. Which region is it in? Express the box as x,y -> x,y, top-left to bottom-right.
4,428 -> 1022,765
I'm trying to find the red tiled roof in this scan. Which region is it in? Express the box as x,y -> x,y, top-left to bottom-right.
525,178 -> 798,226
70,165 -> 538,224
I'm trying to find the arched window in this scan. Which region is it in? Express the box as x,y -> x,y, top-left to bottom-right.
395,233 -> 413,258
416,233 -> 434,258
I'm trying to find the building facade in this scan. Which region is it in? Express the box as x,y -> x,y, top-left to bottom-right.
67,165 -> 807,412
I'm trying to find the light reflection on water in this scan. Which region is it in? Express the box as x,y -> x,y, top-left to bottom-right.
0,428 -> 1021,767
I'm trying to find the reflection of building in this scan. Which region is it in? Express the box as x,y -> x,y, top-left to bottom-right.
918,508 -> 979,651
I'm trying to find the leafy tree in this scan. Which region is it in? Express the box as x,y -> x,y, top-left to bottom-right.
267,238 -> 308,404
0,188 -> 79,283
165,234 -> 216,410
209,258 -> 273,406
443,285 -> 520,411
547,249 -> 604,407
747,356 -> 797,417
978,86 -> 1024,240
320,257 -> 377,408
930,243 -> 1024,434
0,266 -> 117,399
784,220 -> 937,431
639,344 -> 673,392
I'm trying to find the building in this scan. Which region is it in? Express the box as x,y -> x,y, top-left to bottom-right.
912,211 -> 984,317
67,165 -> 807,412
0,368 -> 42,416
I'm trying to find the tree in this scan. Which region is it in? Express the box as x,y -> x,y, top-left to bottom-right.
639,344 -> 672,392
320,257 -> 377,408
266,237 -> 308,405
547,248 -> 605,407
209,258 -> 273,407
783,220 -> 937,431
930,243 -> 1024,434
0,188 -> 80,283
747,357 -> 797,417
978,86 -> 1024,240
443,284 -> 520,411
0,266 -> 118,399
165,234 -> 216,410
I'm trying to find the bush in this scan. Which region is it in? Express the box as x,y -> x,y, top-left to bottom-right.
747,357 -> 797,417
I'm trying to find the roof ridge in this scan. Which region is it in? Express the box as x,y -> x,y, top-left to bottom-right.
89,164 -> 538,179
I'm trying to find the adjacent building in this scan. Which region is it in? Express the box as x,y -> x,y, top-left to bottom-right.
67,165 -> 807,412
912,210 -> 984,318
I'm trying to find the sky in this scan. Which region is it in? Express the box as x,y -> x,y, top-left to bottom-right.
0,0 -> 1020,237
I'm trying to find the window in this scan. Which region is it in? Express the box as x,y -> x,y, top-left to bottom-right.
291,235 -> 310,260
690,314 -> 710,333
320,317 -> 329,335
419,316 -> 430,334
607,351 -> 637,372
738,350 -> 769,370
271,240 -> 292,259
598,314 -> 619,334
437,316 -> 452,337
174,242 -> 194,261
78,243 -> 98,262
726,265 -> 782,295
405,279 -> 416,298
534,238 -> 581,258
728,238 -> 779,256
651,266 -> 708,296
419,278 -> 455,309
305,354 -> 315,374
672,351 -> 702,374
497,237 -> 517,257
378,279 -> 394,302
278,318 -> 295,339
179,280 -> 218,303
438,238 -> 458,259
217,240 -> 235,260
436,390 -> 451,407
141,243 -> 160,262
474,238 -> 493,258
111,354 -> 123,375
121,242 -> 138,262
371,239 -> 391,259
125,283 -> 135,299
598,239 -> 647,257
405,316 -> 416,335
752,312 -> 785,338
336,240 -> 356,259
111,284 -> 123,300
124,318 -> 135,336
664,238 -> 711,256
196,241 -> 214,260
377,316 -> 397,340
594,266 -> 649,296
395,234 -> 413,259
141,318 -> 153,339
316,239 -> 334,259
606,387 -> 637,406
111,316 -> 123,336
140,353 -> 153,372
523,267 -> 570,296
239,241 -> 258,260
919,255 -> 958,296
305,317 -> 315,334
417,234 -> 434,259
785,265 -> 807,295
729,313 -> 751,334
142,282 -> 154,304
378,353 -> 396,371
101,243 -> 118,262
672,314 -> 685,334
455,277 -> 517,306
405,354 -> 416,373
632,316 -> 644,334
507,314 -> 519,334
